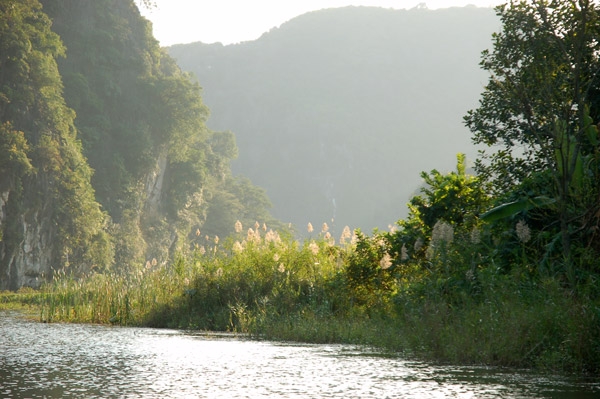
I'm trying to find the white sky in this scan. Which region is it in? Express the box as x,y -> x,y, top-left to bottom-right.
138,1 -> 503,46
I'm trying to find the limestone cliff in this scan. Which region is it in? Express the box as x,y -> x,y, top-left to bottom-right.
0,0 -> 109,290
0,0 -> 275,289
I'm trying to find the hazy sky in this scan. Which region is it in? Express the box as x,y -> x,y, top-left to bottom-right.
138,0 -> 503,46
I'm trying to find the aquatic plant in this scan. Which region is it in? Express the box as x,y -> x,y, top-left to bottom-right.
28,214 -> 600,375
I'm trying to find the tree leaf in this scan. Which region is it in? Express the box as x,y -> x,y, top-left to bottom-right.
481,196 -> 556,222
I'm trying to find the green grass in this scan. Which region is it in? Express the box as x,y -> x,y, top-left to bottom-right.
0,287 -> 45,319
3,227 -> 599,375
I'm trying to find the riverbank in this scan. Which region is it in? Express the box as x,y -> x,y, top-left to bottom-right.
3,233 -> 598,376
2,283 -> 596,374
0,288 -> 44,317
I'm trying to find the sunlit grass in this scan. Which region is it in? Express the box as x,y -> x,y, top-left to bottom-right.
39,259 -> 195,325
0,287 -> 44,318
37,222 -> 354,331
6,219 -> 596,375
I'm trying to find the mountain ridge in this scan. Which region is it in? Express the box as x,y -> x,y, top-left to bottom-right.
168,6 -> 501,235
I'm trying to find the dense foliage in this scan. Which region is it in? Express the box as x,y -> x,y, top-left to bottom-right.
3,0 -> 600,376
0,0 -> 111,286
35,220 -> 600,374
38,0 -> 279,271
465,0 -> 600,278
0,0 -> 277,289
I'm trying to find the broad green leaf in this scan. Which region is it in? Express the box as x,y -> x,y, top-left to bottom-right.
585,106 -> 598,146
571,152 -> 584,192
481,196 -> 556,222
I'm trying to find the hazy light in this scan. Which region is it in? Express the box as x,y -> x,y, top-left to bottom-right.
137,0 -> 502,46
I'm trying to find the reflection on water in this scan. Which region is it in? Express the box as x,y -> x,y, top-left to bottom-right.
0,311 -> 598,398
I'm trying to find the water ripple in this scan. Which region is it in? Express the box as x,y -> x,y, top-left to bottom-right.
0,311 -> 597,398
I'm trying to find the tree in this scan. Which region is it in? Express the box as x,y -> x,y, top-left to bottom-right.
464,0 -> 600,265
389,154 -> 490,261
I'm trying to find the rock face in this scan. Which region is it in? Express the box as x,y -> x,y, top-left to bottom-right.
0,158 -> 103,290
4,206 -> 54,289
144,152 -> 168,217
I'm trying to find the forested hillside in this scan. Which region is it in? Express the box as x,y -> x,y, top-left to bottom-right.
168,6 -> 500,235
0,0 -> 276,290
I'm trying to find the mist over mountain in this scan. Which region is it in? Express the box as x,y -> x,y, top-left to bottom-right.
168,6 -> 500,235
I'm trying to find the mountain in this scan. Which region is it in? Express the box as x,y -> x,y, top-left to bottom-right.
0,0 -> 275,290
168,6 -> 500,236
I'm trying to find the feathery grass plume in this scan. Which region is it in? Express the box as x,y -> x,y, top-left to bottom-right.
414,237 -> 424,252
427,220 -> 454,260
254,221 -> 260,230
465,269 -> 475,282
262,223 -> 267,232
253,228 -> 261,243
324,232 -> 335,246
309,241 -> 319,255
278,263 -> 285,273
388,224 -> 398,233
322,222 -> 329,233
470,227 -> 481,244
516,219 -> 531,243
351,231 -> 358,245
265,229 -> 281,244
431,220 -> 454,245
198,245 -> 206,255
339,225 -> 352,245
151,258 -> 157,266
234,220 -> 243,233
307,222 -> 314,233
243,227 -> 261,244
380,253 -> 392,269
265,229 -> 275,243
401,244 -> 408,261
246,227 -> 261,244
273,253 -> 280,262
214,235 -> 220,245
233,241 -> 244,253
196,229 -> 201,236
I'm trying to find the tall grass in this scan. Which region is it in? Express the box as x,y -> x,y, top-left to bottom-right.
39,261 -> 190,325
34,222 -> 600,375
0,287 -> 44,316
38,225 -> 350,330
143,228 -> 349,331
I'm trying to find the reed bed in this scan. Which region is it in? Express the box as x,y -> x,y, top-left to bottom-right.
38,223 -> 351,331
19,221 -> 600,374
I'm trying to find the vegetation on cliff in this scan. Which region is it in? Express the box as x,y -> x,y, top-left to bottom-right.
0,0 -> 276,289
0,0 -> 111,288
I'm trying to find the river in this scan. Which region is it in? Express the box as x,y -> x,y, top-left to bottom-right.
0,311 -> 598,398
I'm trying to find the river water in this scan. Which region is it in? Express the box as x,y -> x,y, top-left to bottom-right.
0,311 -> 598,398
